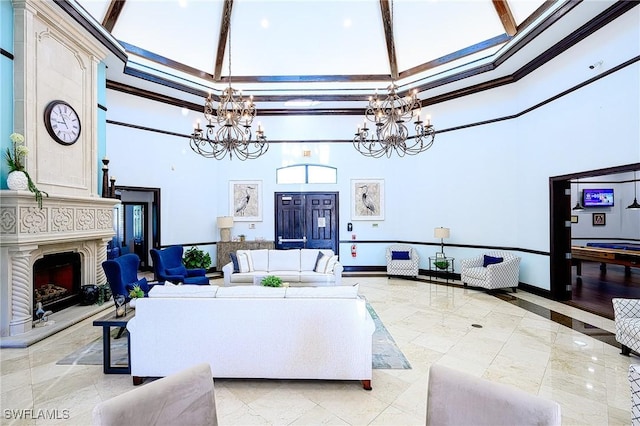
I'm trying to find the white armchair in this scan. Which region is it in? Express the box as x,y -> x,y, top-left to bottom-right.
460,251 -> 521,292
386,244 -> 419,278
612,298 -> 640,356
630,364 -> 640,426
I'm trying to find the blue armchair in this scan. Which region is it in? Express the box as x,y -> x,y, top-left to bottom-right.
150,246 -> 209,285
102,254 -> 150,302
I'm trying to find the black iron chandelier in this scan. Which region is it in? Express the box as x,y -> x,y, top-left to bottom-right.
353,0 -> 435,158
189,15 -> 267,160
353,83 -> 435,158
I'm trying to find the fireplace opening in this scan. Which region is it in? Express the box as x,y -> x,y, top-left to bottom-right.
33,252 -> 82,317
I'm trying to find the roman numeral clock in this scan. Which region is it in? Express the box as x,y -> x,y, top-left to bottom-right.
44,100 -> 81,145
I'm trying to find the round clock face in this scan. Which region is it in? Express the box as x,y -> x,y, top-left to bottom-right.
44,100 -> 81,145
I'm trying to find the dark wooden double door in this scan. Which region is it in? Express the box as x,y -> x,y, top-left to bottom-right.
275,192 -> 339,255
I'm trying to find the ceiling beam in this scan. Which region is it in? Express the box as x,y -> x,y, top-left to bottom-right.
492,0 -> 518,36
214,0 -> 233,80
379,0 -> 397,80
102,0 -> 126,33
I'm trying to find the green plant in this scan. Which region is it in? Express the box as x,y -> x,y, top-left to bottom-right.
129,285 -> 144,299
183,246 -> 212,270
434,260 -> 450,270
5,132 -> 48,208
261,275 -> 282,287
96,284 -> 112,305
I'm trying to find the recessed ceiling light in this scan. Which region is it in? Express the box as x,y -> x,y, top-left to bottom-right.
261,19 -> 269,29
343,18 -> 352,28
284,99 -> 321,107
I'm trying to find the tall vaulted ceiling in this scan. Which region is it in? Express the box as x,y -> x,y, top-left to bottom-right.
63,0 -> 633,112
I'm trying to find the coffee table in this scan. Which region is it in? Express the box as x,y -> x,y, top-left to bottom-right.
92,307 -> 134,374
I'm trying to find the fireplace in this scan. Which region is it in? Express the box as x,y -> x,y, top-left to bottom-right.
33,252 -> 82,316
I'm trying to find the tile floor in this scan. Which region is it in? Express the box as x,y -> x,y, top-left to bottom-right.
0,276 -> 637,425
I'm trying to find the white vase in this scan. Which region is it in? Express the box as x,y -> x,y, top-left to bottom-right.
7,170 -> 28,190
129,298 -> 136,309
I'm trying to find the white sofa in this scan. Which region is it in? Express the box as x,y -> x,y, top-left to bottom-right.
126,284 -> 374,389
222,248 -> 343,287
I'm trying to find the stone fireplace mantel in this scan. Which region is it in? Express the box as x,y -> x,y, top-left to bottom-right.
0,191 -> 119,336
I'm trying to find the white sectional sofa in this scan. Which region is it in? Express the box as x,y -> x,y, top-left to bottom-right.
221,248 -> 343,287
126,284 -> 374,389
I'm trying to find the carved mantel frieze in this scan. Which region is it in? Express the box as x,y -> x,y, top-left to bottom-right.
0,191 -> 119,245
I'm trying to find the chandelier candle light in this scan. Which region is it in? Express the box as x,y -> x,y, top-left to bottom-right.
189,11 -> 267,160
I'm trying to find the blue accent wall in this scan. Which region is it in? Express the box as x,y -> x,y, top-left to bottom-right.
97,61 -> 107,195
0,0 -> 14,188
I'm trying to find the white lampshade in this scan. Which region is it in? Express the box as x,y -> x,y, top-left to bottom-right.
434,227 -> 450,239
217,216 -> 234,228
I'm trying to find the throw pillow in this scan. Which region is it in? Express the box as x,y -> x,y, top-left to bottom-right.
166,265 -> 187,277
483,255 -> 504,267
314,253 -> 329,273
229,252 -> 240,273
313,251 -> 325,271
323,255 -> 339,273
236,250 -> 254,273
391,250 -> 411,260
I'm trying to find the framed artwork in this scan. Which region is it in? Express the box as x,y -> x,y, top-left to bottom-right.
570,215 -> 578,224
230,180 -> 262,222
592,213 -> 605,226
351,179 -> 384,220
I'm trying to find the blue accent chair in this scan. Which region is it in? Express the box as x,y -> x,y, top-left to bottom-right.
102,253 -> 151,302
150,246 -> 209,285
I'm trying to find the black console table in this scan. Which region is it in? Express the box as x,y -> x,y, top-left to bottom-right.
92,308 -> 134,374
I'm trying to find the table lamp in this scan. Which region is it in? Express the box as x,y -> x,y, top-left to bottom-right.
217,216 -> 234,242
434,227 -> 450,256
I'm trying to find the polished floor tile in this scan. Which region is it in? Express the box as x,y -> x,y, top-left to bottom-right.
0,276 -> 637,425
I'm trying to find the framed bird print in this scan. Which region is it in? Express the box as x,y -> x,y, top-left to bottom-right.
351,179 -> 384,221
230,180 -> 262,222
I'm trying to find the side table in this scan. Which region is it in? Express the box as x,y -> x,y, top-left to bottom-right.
428,256 -> 455,283
92,308 -> 134,374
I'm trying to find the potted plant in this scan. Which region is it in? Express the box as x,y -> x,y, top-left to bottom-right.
128,284 -> 145,308
5,133 -> 48,208
434,259 -> 450,270
96,284 -> 112,305
261,275 -> 282,287
183,246 -> 212,270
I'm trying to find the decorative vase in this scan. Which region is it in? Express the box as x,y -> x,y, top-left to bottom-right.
129,298 -> 137,309
7,170 -> 28,190
80,285 -> 99,305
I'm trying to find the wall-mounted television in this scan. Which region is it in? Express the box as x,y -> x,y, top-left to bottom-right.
582,188 -> 614,207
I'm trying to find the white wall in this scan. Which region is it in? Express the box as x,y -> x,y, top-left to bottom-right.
105,10 -> 640,291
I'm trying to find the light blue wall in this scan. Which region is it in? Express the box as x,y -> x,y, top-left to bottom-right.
0,0 -> 13,188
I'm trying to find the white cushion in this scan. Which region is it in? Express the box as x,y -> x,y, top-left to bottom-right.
150,285 -> 218,298
216,286 -> 286,298
268,249 -> 301,271
236,250 -> 254,272
250,249 -> 269,271
301,249 -> 334,271
314,253 -> 339,273
285,284 -> 358,298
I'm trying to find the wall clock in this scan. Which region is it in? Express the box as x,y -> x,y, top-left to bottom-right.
44,100 -> 81,145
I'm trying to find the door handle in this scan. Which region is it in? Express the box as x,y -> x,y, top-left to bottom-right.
278,236 -> 307,244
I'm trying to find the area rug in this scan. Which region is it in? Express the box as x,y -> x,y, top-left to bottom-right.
57,304 -> 411,370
